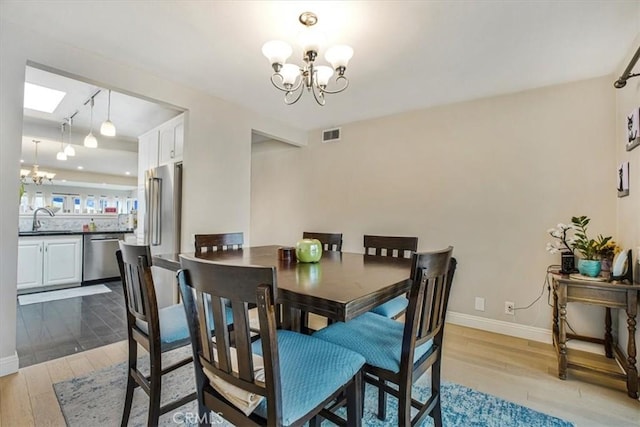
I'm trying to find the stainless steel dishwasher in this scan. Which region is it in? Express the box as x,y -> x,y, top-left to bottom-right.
82,233 -> 124,284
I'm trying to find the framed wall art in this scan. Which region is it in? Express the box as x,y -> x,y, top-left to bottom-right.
618,161 -> 629,197
627,107 -> 640,151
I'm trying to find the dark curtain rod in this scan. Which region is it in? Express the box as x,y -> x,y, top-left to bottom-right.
614,45 -> 640,89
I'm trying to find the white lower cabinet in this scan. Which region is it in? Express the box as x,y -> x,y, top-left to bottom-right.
18,236 -> 82,291
17,240 -> 43,289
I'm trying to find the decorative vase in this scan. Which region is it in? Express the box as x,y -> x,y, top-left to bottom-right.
560,251 -> 575,274
295,238 -> 323,263
577,259 -> 601,277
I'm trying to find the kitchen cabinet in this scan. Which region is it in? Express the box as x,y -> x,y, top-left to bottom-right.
158,114 -> 184,165
138,130 -> 159,186
18,236 -> 82,291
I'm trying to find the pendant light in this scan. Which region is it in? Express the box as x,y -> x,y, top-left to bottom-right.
84,97 -> 98,148
56,123 -> 67,160
63,117 -> 75,156
100,89 -> 116,136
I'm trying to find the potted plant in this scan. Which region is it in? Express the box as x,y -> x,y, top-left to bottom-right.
570,216 -> 612,277
546,216 -> 614,277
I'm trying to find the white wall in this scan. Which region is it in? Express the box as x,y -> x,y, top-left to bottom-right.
251,76 -> 617,337
0,20 -> 306,375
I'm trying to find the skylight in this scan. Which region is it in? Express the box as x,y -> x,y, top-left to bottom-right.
23,82 -> 66,113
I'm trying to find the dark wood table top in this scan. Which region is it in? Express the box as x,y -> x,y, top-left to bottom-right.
153,245 -> 412,322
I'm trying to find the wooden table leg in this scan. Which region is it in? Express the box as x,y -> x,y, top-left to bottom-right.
553,287 -> 559,337
604,307 -> 613,358
557,283 -> 568,380
625,290 -> 638,399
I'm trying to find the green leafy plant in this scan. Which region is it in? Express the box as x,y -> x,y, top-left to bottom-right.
570,216 -> 612,260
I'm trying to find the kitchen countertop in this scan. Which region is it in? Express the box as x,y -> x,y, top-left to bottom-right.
19,230 -> 135,237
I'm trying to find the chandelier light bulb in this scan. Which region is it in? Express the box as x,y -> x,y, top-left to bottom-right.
325,45 -> 354,70
84,131 -> 98,148
298,26 -> 324,56
262,40 -> 292,65
100,90 -> 116,136
57,123 -> 67,160
63,119 -> 75,155
85,97 -> 98,148
100,119 -> 116,136
280,64 -> 301,85
315,66 -> 334,86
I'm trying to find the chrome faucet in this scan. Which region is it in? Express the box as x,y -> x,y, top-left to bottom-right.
32,207 -> 55,231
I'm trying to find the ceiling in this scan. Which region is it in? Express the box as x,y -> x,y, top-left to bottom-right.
3,1 -> 640,132
20,66 -> 182,186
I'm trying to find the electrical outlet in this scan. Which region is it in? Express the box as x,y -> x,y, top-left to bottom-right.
504,301 -> 515,315
474,297 -> 485,311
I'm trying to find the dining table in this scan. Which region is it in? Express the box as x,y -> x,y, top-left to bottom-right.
152,245 -> 412,330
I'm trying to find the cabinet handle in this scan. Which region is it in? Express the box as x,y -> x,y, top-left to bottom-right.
170,150 -> 174,158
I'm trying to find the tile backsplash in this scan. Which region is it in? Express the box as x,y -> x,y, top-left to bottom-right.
19,214 -> 132,232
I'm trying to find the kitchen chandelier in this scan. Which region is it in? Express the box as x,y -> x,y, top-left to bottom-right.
21,140 -> 55,185
56,123 -> 67,161
100,89 -> 116,136
261,12 -> 353,106
63,118 -> 76,156
84,96 -> 98,148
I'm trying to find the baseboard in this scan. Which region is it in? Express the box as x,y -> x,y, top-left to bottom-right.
446,311 -> 603,355
0,352 -> 19,377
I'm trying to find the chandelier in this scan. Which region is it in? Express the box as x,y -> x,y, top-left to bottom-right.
262,12 -> 353,106
20,140 -> 55,185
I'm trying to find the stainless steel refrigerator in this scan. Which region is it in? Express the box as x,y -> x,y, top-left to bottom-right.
144,162 -> 182,307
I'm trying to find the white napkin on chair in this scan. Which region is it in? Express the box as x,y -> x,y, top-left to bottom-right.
202,346 -> 266,416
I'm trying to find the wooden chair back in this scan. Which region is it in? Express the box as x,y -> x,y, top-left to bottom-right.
116,242 -> 196,425
194,232 -> 244,255
116,242 -> 159,346
178,256 -> 283,425
403,247 -> 456,366
363,235 -> 418,258
303,232 -> 343,252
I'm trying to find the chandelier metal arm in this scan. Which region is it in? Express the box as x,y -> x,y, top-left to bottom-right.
284,87 -> 305,105
270,73 -> 303,93
311,84 -> 326,106
318,75 -> 350,95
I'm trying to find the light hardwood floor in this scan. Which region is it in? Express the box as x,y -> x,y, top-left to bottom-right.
0,323 -> 638,426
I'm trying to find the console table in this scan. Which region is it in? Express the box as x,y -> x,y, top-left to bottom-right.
551,274 -> 638,398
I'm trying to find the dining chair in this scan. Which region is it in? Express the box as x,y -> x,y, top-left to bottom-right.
303,232 -> 343,252
177,255 -> 365,427
115,242 -> 196,427
364,234 -> 418,319
194,232 -> 244,255
313,247 -> 456,427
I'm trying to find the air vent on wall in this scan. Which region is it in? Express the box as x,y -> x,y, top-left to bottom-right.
322,127 -> 341,143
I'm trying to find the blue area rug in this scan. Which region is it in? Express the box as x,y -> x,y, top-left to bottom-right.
54,347 -> 573,426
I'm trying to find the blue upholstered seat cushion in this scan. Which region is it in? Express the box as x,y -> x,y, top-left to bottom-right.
135,303 -> 233,350
251,330 -> 365,426
369,295 -> 408,318
313,312 -> 432,373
